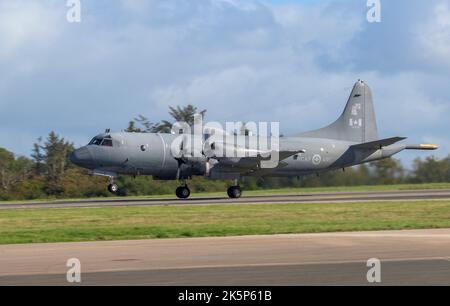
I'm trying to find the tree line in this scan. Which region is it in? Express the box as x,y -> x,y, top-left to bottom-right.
0,105 -> 449,200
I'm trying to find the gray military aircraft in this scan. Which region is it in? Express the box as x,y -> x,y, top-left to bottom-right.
70,80 -> 438,199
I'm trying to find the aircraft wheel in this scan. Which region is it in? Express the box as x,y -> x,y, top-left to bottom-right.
176,186 -> 191,199
108,183 -> 119,194
227,186 -> 242,199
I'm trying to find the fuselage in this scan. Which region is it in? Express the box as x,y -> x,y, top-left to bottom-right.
70,132 -> 404,180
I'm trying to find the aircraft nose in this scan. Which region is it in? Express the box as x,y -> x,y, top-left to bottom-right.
70,147 -> 95,168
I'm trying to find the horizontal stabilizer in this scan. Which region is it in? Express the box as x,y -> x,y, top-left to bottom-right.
351,137 -> 407,150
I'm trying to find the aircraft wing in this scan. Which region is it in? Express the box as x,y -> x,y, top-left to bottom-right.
351,137 -> 407,150
208,143 -> 304,172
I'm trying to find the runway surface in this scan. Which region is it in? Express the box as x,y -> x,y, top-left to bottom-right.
1,189 -> 450,209
1,229 -> 450,285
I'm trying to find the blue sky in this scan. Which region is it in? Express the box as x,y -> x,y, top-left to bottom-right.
0,0 -> 449,166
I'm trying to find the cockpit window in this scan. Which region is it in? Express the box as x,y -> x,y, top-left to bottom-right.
101,138 -> 113,147
89,137 -> 103,145
88,136 -> 113,147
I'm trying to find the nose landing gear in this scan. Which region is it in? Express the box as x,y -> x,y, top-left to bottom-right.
107,183 -> 119,194
107,177 -> 119,194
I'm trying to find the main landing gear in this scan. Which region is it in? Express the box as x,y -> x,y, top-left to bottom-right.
227,180 -> 242,199
227,185 -> 242,198
176,182 -> 191,199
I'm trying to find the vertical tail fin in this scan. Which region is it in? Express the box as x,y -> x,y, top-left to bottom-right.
299,80 -> 379,143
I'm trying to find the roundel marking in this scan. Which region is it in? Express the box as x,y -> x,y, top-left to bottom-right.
312,154 -> 322,165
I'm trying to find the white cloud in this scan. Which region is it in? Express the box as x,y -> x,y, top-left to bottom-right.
0,0 -> 63,106
0,1 -> 61,59
0,0 -> 448,165
416,1 -> 450,68
270,2 -> 364,63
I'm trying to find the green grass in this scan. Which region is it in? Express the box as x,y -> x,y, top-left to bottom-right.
235,182 -> 450,195
2,182 -> 450,205
1,200 -> 450,245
